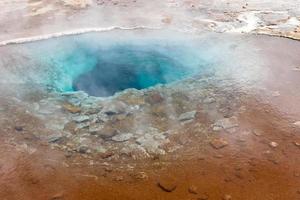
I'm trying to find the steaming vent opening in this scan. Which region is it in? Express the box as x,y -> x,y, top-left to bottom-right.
24,33 -> 214,97
72,46 -> 195,97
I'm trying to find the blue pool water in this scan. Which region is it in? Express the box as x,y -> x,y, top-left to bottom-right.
25,32 -> 216,97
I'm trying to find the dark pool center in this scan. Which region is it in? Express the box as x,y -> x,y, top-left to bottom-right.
23,31 -> 222,97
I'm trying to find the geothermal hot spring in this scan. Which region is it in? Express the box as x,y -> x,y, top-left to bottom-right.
2,29 -> 300,200
0,30 -> 263,98
4,31 -> 227,97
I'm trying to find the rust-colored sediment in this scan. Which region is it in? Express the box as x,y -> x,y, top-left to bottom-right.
1,97 -> 300,200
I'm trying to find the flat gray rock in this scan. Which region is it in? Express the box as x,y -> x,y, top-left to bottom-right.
178,111 -> 197,121
112,133 -> 133,142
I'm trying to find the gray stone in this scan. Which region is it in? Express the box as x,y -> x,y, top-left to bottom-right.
95,146 -> 107,154
75,121 -> 90,130
214,116 -> 239,130
178,111 -> 197,122
77,145 -> 89,154
136,134 -> 166,155
203,97 -> 216,104
48,134 -> 63,143
82,106 -> 102,115
89,123 -> 104,134
97,126 -> 119,139
112,133 -> 133,142
72,115 -> 90,123
102,101 -> 127,115
120,144 -> 149,159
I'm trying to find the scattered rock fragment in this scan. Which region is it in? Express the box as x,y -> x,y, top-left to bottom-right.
253,129 -> 262,136
223,194 -> 232,200
293,121 -> 300,128
112,133 -> 133,142
210,138 -> 228,149
269,141 -> 279,148
114,175 -> 124,181
50,192 -> 64,200
157,177 -> 177,192
145,92 -> 164,105
213,116 -> 238,130
15,125 -> 24,132
97,126 -> 119,140
48,134 -> 64,143
202,97 -> 216,104
214,154 -> 224,159
294,141 -> 300,147
101,151 -> 114,159
102,101 -> 127,115
161,16 -> 172,24
77,145 -> 89,154
72,115 -> 90,123
292,66 -> 300,71
271,91 -> 280,97
188,185 -> 198,194
132,172 -> 148,180
62,103 -> 81,114
89,123 -> 104,135
198,194 -> 209,200
179,110 -> 197,122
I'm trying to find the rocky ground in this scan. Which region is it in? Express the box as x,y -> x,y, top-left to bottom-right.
0,0 -> 300,43
1,0 -> 300,200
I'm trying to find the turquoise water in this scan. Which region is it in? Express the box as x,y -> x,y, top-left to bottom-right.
25,32 -> 215,97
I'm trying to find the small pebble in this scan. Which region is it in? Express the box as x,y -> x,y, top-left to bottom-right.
269,141 -> 278,148
188,185 -> 198,194
157,178 -> 177,192
210,138 -> 228,149
197,194 -> 209,200
223,194 -> 232,200
15,126 -> 24,132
